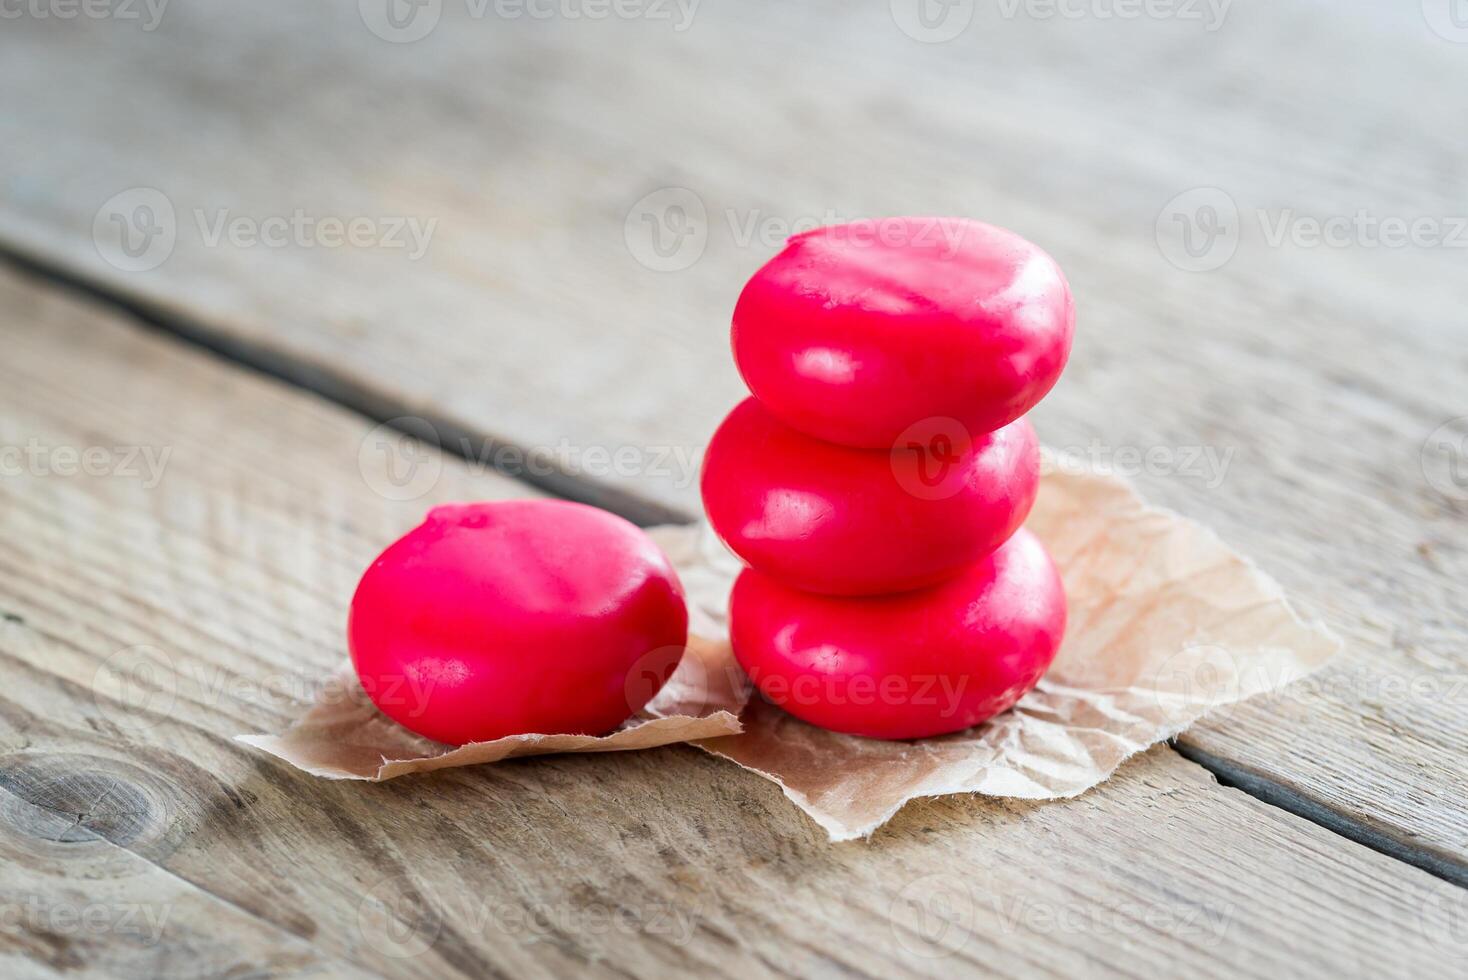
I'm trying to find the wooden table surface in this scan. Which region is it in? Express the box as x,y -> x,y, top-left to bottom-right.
2,2 -> 1466,976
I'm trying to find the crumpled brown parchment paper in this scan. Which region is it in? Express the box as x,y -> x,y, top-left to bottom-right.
238,454 -> 1340,839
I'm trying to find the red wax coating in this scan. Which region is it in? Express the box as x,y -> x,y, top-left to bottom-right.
702,397 -> 1039,596
729,529 -> 1066,740
349,500 -> 688,745
732,217 -> 1074,449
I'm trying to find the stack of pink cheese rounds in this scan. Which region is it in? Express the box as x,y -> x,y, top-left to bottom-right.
701,218 -> 1075,740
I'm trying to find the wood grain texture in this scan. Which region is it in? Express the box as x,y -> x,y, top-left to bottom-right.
0,770 -> 341,979
3,265 -> 1468,976
1,0 -> 1466,903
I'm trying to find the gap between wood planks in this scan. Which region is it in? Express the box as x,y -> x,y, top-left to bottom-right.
3,242 -> 1464,895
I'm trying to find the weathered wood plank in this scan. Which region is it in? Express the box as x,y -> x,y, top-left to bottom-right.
0,779 -> 348,978
2,264 -> 1467,977
2,1 -> 1464,873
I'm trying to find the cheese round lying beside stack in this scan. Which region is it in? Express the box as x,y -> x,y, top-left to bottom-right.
349,500 -> 688,746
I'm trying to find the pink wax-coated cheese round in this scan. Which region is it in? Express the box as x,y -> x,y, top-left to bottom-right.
729,528 -> 1066,740
732,217 -> 1074,449
349,499 -> 688,746
701,397 -> 1039,596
